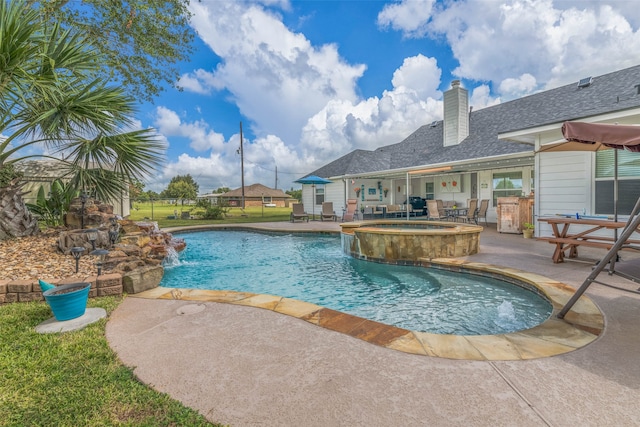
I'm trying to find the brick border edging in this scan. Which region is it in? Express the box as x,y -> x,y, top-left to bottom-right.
0,273 -> 123,304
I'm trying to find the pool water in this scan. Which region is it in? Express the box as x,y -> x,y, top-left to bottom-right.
161,230 -> 552,335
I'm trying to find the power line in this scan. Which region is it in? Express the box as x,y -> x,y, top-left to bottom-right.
242,160 -> 310,175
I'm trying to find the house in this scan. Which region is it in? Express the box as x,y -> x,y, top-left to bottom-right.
300,65 -> 640,235
16,159 -> 131,217
197,192 -> 224,205
219,183 -> 291,207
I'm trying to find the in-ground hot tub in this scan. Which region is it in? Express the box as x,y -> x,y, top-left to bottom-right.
340,220 -> 483,262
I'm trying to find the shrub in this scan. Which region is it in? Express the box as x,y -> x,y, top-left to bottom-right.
203,206 -> 228,220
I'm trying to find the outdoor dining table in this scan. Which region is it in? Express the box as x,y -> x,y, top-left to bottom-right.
537,216 -> 632,263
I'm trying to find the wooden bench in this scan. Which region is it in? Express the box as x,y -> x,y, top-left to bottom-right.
540,236 -> 640,263
537,217 -> 636,263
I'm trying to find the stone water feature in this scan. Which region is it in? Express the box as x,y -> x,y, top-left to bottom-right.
65,196 -> 115,229
58,198 -> 186,294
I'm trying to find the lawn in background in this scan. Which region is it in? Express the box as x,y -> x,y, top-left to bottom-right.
128,201 -> 294,228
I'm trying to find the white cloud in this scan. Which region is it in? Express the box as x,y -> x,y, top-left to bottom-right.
149,106 -> 315,192
300,78 -> 444,161
187,1 -> 366,146
176,70 -> 216,95
155,0 -> 640,194
175,2 -> 453,186
377,0 -> 437,38
498,73 -> 537,98
391,54 -> 442,100
380,0 -> 640,97
154,106 -> 225,152
296,53 -> 446,163
469,85 -> 501,111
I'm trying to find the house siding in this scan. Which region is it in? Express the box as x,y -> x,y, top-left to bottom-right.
325,182 -> 346,217
538,151 -> 591,235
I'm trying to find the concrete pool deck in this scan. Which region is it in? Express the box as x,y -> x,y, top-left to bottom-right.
105,221 -> 640,426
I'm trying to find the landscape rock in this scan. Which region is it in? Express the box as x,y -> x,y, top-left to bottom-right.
65,197 -> 114,229
122,265 -> 164,294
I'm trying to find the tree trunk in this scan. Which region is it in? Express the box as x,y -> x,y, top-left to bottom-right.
0,178 -> 40,240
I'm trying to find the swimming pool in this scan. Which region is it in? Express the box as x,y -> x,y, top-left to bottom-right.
161,230 -> 552,335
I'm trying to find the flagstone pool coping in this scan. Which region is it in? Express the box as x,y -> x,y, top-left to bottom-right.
133,257 -> 603,361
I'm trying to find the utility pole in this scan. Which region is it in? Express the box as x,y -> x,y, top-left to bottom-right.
239,122 -> 245,209
275,165 -> 278,189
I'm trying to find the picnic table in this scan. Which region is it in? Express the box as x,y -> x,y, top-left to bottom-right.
537,216 -> 636,263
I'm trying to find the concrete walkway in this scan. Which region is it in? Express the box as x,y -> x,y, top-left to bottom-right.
106,222 -> 640,426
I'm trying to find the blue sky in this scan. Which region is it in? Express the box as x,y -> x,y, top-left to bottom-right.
136,0 -> 640,194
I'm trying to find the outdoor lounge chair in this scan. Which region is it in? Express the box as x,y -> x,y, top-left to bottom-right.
290,203 -> 309,222
427,200 -> 444,220
320,202 -> 337,221
342,199 -> 358,221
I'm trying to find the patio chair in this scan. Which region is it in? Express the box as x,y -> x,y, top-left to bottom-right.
342,199 -> 358,221
290,203 -> 309,222
436,199 -> 446,217
427,200 -> 444,220
320,202 -> 337,221
476,199 -> 489,226
456,199 -> 478,223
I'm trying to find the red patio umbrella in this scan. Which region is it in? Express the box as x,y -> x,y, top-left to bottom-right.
561,121 -> 640,152
545,122 -> 640,319
539,122 -> 640,222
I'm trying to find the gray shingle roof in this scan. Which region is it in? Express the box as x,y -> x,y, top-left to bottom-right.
221,183 -> 289,198
310,64 -> 640,178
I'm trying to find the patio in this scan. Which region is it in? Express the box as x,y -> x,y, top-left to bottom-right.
106,221 -> 640,426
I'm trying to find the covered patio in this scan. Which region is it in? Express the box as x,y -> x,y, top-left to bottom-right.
312,153 -> 534,224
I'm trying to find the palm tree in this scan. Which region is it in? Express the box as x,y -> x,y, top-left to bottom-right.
0,0 -> 165,240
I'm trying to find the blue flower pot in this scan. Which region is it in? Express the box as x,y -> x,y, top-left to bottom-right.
43,282 -> 91,321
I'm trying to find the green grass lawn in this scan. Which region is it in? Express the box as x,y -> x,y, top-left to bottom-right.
128,202 -> 293,228
0,203 -> 299,426
0,205 -> 302,426
0,296 -> 221,426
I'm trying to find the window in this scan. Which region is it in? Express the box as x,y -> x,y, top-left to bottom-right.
595,151 -> 640,215
315,187 -> 324,205
596,150 -> 640,178
425,182 -> 435,200
492,171 -> 522,206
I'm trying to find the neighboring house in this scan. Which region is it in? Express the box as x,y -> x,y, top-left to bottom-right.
301,65 -> 640,235
197,193 -> 223,204
219,183 -> 291,207
16,159 -> 131,217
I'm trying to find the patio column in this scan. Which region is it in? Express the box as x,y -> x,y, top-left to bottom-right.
405,172 -> 410,220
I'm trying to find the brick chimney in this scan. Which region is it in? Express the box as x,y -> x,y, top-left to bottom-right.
443,80 -> 469,146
